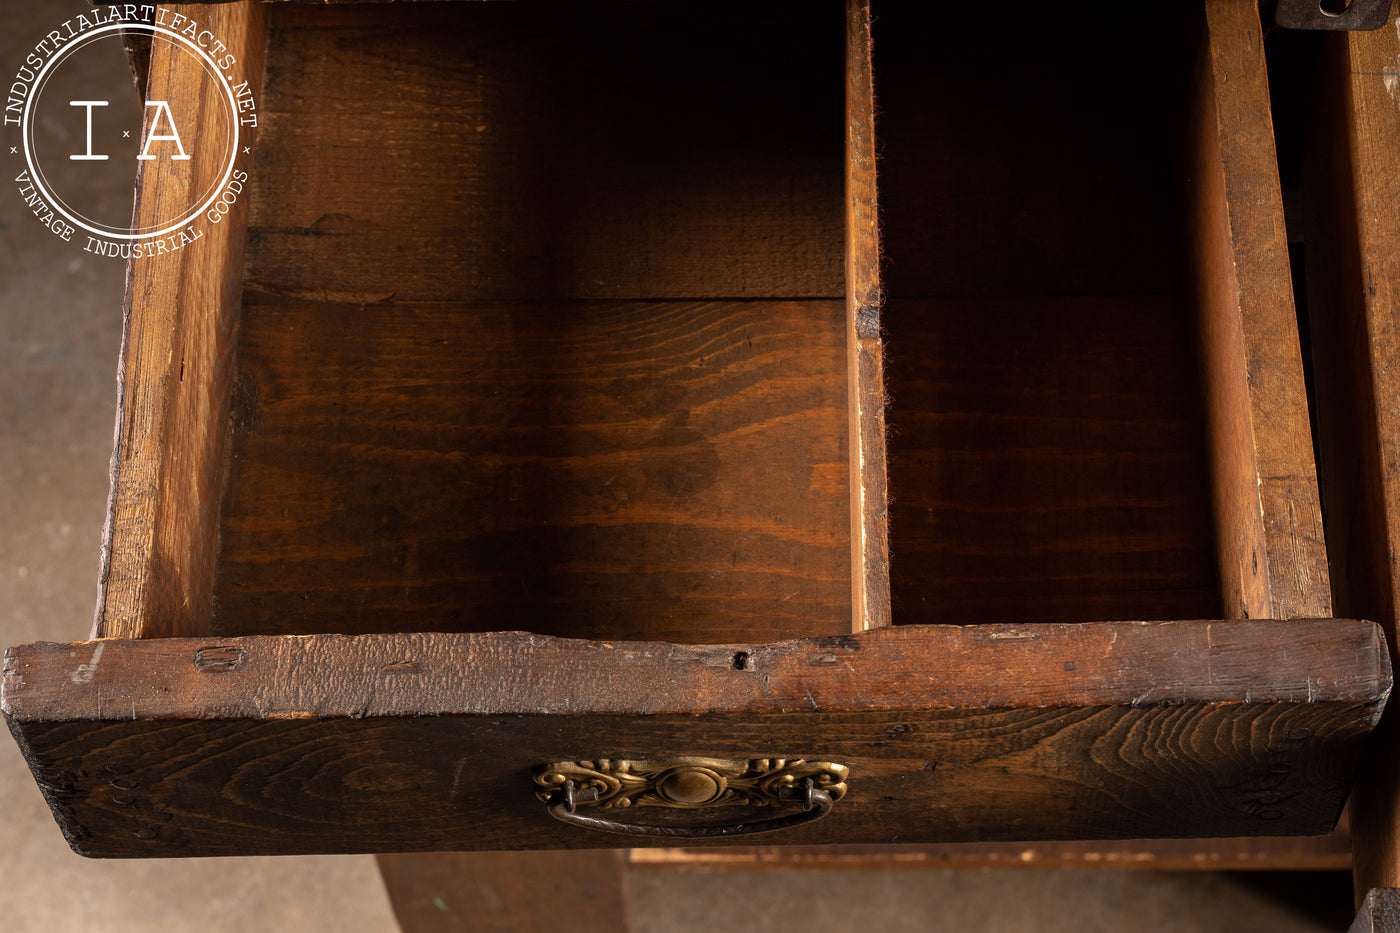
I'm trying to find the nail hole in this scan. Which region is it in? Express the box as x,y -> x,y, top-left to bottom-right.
1320,0 -> 1353,15
732,651 -> 750,671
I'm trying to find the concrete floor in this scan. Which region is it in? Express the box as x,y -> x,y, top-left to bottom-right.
0,2 -> 1361,930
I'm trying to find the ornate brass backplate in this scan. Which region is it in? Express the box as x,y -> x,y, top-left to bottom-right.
534,757 -> 849,810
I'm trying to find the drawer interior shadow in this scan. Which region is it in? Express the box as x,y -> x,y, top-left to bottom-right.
878,4 -> 1226,626
213,1 -> 853,643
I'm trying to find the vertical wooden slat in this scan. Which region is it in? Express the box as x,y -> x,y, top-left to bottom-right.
1302,6 -> 1400,901
845,0 -> 889,630
96,2 -> 266,639
1189,0 -> 1331,622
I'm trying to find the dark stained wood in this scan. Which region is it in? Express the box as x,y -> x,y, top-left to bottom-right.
3,620 -> 1388,857
844,0 -> 888,631
1189,0 -> 1331,623
96,1 -> 265,640
246,1 -> 845,304
885,296 -> 1222,625
1352,890 -> 1400,933
876,0 -> 1328,628
204,0 -> 856,643
872,4 -> 1190,301
1299,5 -> 1400,900
876,6 -> 1213,628
214,297 -> 851,642
378,850 -> 631,933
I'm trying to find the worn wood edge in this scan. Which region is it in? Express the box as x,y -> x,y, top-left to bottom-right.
1352,889 -> 1400,933
1197,0 -> 1331,621
845,0 -> 888,632
626,830 -> 1354,873
3,621 -> 1381,858
1191,1 -> 1273,621
1303,9 -> 1400,901
118,27 -> 152,95
3,620 -> 1390,723
96,2 -> 266,641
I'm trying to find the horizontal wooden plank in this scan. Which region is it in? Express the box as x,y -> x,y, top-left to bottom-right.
3,620 -> 1388,856
247,1 -> 845,303
884,296 -> 1222,626
215,297 -> 851,643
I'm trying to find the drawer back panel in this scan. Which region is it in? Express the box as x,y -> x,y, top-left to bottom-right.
208,1 -> 856,642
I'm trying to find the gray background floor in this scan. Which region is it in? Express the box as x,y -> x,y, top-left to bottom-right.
0,1 -> 1360,929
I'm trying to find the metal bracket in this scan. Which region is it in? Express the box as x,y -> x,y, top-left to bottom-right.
1275,0 -> 1395,31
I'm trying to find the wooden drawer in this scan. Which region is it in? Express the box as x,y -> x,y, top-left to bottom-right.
2,0 -> 1389,857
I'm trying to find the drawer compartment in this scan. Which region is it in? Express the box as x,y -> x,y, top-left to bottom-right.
877,1 -> 1329,628
2,0 -> 1389,857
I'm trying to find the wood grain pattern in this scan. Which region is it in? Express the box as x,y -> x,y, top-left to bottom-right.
1352,889 -> 1400,933
1299,6 -> 1400,900
3,620 -> 1388,857
204,0 -> 856,643
213,297 -> 851,642
378,850 -> 630,933
97,1 -> 265,640
1190,0 -> 1331,622
246,1 -> 845,304
885,296 -> 1222,625
875,6 -> 1213,628
876,0 -> 1327,628
845,0 -> 888,631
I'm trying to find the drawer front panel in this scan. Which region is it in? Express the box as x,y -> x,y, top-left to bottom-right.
4,621 -> 1387,856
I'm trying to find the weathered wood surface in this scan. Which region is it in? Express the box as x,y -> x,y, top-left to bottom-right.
844,0 -> 888,632
97,1 -> 265,641
246,2 -> 844,303
1300,5 -> 1400,900
1189,0 -> 1330,623
3,621 -> 1388,857
1352,889 -> 1400,933
216,298 -> 851,642
378,850 -> 631,933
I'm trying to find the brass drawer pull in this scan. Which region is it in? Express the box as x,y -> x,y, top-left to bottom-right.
535,757 -> 847,838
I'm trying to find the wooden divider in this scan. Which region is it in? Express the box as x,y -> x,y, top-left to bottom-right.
95,2 -> 266,640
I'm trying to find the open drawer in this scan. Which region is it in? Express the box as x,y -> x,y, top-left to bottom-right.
2,0 -> 1389,857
